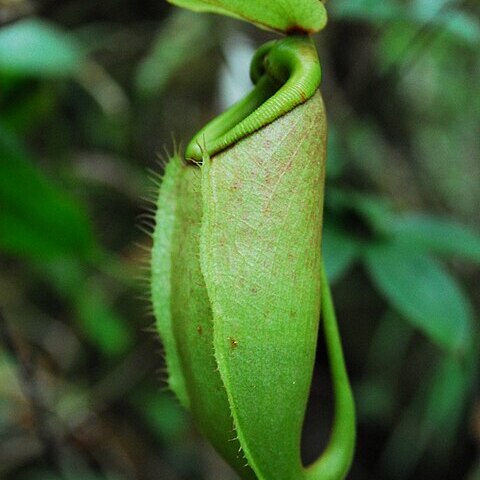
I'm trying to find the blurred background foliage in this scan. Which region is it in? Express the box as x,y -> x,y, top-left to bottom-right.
0,0 -> 479,479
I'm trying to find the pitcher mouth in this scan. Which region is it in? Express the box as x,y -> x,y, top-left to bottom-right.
185,35 -> 322,163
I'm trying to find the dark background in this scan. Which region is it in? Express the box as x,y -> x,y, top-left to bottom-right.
0,0 -> 479,479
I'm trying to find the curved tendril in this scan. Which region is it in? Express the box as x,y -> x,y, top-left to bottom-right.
304,262 -> 356,480
185,35 -> 321,162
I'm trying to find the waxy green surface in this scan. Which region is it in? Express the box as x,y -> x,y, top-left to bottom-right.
200,92 -> 326,479
170,163 -> 256,477
167,0 -> 327,34
151,27 -> 355,480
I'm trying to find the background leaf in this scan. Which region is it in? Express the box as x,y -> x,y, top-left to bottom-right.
74,281 -> 133,357
422,351 -> 477,448
331,0 -> 403,23
391,213 -> 480,263
379,346 -> 478,477
364,243 -> 473,353
322,224 -> 359,283
0,19 -> 84,77
0,129 -> 96,262
136,10 -> 214,97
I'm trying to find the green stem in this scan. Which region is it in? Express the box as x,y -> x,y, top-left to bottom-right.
305,262 -> 356,480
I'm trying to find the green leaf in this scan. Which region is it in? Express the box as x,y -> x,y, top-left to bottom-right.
422,352 -> 477,451
366,311 -> 413,376
354,380 -> 396,424
0,128 -> 96,261
136,10 -> 214,96
380,347 -> 477,476
322,224 -> 359,283
326,188 -> 396,235
364,243 -> 473,353
356,311 -> 413,425
75,280 -> 134,356
131,390 -> 188,440
167,0 -> 327,34
391,213 -> 480,263
440,10 -> 480,46
0,19 -> 84,77
332,0 -> 480,48
39,257 -> 133,357
331,0 -> 404,23
325,126 -> 346,179
410,1 -> 480,46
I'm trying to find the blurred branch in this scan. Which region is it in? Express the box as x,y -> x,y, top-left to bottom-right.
0,309 -> 66,477
379,0 -> 478,79
75,59 -> 131,118
0,310 -> 156,477
0,0 -> 34,25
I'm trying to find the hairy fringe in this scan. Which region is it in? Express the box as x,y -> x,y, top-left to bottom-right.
133,242 -> 151,253
142,324 -> 157,334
